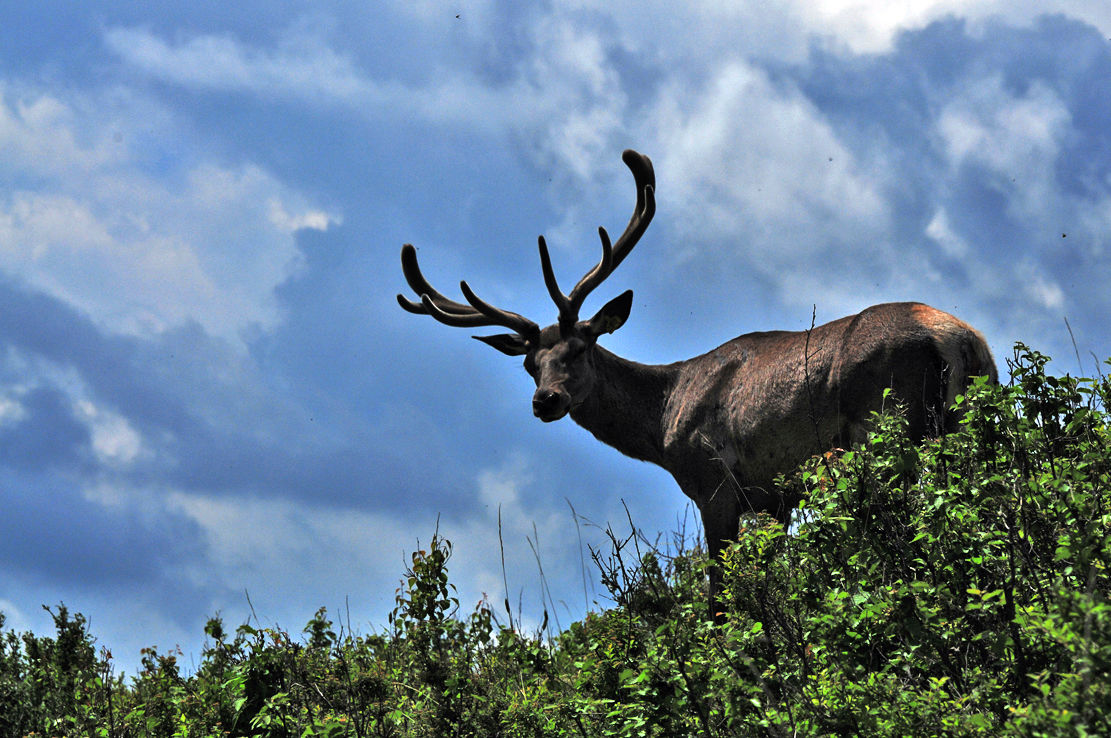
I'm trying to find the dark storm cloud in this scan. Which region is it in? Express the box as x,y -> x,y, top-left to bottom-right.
0,466 -> 202,589
0,268 -> 479,518
0,387 -> 90,473
0,274 -> 197,435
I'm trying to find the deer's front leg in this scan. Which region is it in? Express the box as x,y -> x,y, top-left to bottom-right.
696,484 -> 743,623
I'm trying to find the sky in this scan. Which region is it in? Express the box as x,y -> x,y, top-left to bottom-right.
3,0 -> 1111,674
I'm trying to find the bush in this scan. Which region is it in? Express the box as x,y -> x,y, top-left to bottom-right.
1,344 -> 1109,736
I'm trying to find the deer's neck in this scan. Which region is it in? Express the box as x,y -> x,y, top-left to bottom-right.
569,347 -> 675,465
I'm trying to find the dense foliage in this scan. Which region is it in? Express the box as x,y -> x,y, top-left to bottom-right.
2,344 -> 1110,736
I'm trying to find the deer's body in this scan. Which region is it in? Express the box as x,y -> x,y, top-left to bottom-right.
565,302 -> 996,589
398,150 -> 997,616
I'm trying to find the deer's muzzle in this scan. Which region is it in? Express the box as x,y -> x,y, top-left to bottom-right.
532,387 -> 570,422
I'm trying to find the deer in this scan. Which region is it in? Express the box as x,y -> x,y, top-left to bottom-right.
397,149 -> 998,617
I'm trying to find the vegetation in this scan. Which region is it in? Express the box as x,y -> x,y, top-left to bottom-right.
2,344 -> 1111,736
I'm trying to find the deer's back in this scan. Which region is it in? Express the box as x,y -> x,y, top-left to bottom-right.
660,302 -> 991,491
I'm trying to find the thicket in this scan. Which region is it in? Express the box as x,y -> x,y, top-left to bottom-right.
2,344 -> 1110,736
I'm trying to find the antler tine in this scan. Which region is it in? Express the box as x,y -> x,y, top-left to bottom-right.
562,149 -> 656,317
563,226 -> 614,318
459,280 -> 539,336
611,149 -> 657,267
417,294 -> 496,327
537,236 -> 572,320
399,244 -> 474,315
397,244 -> 538,336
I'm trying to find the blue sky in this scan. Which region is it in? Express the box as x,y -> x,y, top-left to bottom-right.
3,1 -> 1111,673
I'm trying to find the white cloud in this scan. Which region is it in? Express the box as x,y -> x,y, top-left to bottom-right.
99,4 -> 1111,173
76,400 -> 143,466
554,0 -> 809,66
1022,265 -> 1066,311
0,85 -> 124,176
521,14 -> 629,180
756,0 -> 1111,55
204,5 -> 1106,358
104,27 -> 370,105
937,77 -> 1070,184
268,199 -> 337,233
0,393 -> 27,428
0,87 -> 338,341
653,61 -> 888,268
925,209 -> 969,259
165,491 -> 415,609
105,20 -> 630,180
0,598 -> 33,631
805,0 -> 966,51
104,25 -> 497,130
160,473 -> 581,630
542,0 -> 1111,69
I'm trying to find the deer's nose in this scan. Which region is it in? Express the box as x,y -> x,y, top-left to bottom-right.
532,388 -> 568,421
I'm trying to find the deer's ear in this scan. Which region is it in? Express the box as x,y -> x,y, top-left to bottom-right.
474,333 -> 530,356
585,290 -> 633,337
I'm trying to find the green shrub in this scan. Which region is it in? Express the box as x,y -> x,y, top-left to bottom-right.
1,344 -> 1109,736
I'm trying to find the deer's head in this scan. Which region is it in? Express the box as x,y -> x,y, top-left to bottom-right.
397,150 -> 655,422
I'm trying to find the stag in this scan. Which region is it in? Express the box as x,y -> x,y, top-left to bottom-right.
398,150 -> 997,616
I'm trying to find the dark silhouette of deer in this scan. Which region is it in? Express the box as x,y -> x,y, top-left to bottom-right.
398,149 -> 997,616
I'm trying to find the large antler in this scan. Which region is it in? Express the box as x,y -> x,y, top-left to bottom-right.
398,150 -> 654,337
397,244 -> 539,337
539,149 -> 655,326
